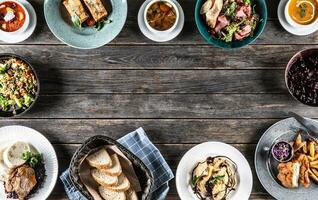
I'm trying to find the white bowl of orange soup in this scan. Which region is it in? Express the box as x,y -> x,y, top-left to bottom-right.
144,0 -> 179,34
284,0 -> 318,27
0,0 -> 30,34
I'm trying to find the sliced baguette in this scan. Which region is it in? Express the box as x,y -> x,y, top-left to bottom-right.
106,173 -> 130,192
126,188 -> 138,200
98,186 -> 126,200
100,154 -> 122,176
3,141 -> 30,169
91,168 -> 118,187
86,148 -> 112,169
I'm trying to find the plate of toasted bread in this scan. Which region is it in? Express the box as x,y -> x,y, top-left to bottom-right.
255,117 -> 318,200
69,135 -> 153,200
43,0 -> 127,49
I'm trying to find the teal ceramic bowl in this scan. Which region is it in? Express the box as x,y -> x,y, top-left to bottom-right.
195,0 -> 267,49
44,0 -> 127,49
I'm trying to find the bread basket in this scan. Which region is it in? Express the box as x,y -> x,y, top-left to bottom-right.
69,135 -> 154,200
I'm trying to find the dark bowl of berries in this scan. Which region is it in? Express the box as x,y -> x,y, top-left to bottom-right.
285,48 -> 318,106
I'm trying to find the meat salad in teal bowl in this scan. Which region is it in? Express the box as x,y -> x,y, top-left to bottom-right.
195,0 -> 267,49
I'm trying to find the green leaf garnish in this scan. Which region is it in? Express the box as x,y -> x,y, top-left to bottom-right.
300,3 -> 307,18
191,175 -> 203,187
71,15 -> 82,29
210,175 -> 225,184
95,19 -> 112,31
22,150 -> 42,168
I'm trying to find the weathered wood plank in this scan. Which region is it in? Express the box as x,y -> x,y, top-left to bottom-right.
38,69 -> 286,94
47,193 -> 275,200
49,144 -> 271,199
1,0 -> 316,45
15,94 -> 316,119
0,119 -> 278,144
1,45 -> 312,70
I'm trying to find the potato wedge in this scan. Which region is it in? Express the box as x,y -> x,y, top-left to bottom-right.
310,160 -> 318,166
312,168 -> 318,177
309,141 -> 315,158
308,169 -> 318,184
295,134 -> 302,147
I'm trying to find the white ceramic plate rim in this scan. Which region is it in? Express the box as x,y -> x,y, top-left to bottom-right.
138,0 -> 184,42
176,142 -> 253,200
0,125 -> 58,200
0,0 -> 37,43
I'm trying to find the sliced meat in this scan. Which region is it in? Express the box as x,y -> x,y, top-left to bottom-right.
242,5 -> 251,17
213,15 -> 229,32
239,25 -> 251,36
234,32 -> 244,40
235,6 -> 246,18
5,165 -> 37,200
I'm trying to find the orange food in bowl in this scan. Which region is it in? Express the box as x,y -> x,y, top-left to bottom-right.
0,1 -> 26,32
288,0 -> 318,25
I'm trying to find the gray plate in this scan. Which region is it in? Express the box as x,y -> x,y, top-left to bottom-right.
255,117 -> 318,200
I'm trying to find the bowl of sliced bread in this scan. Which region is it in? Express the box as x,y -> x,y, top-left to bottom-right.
69,135 -> 153,200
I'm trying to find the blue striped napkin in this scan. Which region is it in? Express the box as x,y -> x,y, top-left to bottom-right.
60,127 -> 174,200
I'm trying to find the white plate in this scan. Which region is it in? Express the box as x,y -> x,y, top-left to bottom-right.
278,0 -> 318,36
137,0 -> 184,42
0,0 -> 37,43
0,125 -> 58,200
176,142 -> 253,200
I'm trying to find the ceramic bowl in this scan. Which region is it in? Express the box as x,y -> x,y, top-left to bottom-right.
69,135 -> 154,200
195,0 -> 267,49
44,0 -> 127,49
0,0 -> 30,34
284,0 -> 317,28
0,54 -> 40,117
271,141 -> 294,162
285,48 -> 318,107
143,0 -> 179,34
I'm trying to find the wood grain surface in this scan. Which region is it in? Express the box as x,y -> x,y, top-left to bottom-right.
0,0 -> 316,199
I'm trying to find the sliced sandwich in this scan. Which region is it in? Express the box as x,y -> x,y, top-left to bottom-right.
86,148 -> 112,169
82,0 -> 108,22
63,0 -> 90,24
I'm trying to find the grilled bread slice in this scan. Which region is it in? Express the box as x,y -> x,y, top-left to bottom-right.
107,173 -> 130,192
100,154 -> 122,176
99,186 -> 126,200
91,168 -> 118,187
126,188 -> 138,200
87,148 -> 112,169
63,0 -> 90,24
82,0 -> 108,22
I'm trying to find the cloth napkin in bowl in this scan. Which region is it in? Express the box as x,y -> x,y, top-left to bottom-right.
60,127 -> 174,200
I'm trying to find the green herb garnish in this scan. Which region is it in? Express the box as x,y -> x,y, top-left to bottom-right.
95,19 -> 112,31
22,150 -> 42,168
71,15 -> 82,29
300,3 -> 307,18
191,175 -> 203,187
210,175 -> 225,184
225,2 -> 237,17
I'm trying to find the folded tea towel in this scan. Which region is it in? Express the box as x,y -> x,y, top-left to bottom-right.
60,127 -> 174,200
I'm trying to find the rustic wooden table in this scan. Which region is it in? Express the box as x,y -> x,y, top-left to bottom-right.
1,0 -> 318,199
